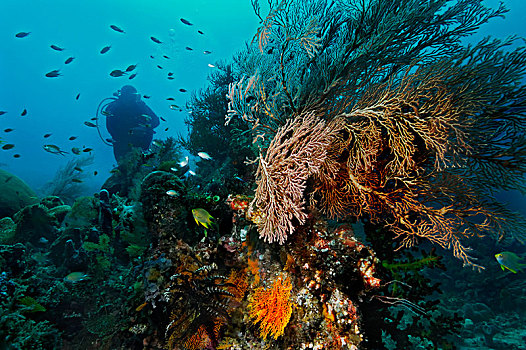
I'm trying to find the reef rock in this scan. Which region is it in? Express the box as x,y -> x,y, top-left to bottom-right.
0,217 -> 16,244
0,169 -> 38,219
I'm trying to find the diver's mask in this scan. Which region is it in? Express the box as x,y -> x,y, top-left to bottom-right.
113,89 -> 140,102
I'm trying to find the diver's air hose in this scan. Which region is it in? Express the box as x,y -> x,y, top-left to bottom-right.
95,97 -> 117,146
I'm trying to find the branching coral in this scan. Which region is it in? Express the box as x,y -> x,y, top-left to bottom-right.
248,274 -> 294,339
229,0 -> 526,268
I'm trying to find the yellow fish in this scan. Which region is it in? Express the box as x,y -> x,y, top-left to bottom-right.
192,208 -> 214,229
495,252 -> 526,273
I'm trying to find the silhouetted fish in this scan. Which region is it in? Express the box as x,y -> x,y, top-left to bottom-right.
76,93 -> 80,100
50,44 -> 64,51
160,116 -> 166,122
84,121 -> 97,127
15,32 -> 30,38
166,97 -> 175,101
2,144 -> 15,150
185,46 -> 193,51
203,50 -> 212,55
179,88 -> 187,93
180,18 -> 192,26
168,72 -> 174,76
129,73 -> 137,80
143,95 -> 151,99
64,56 -> 75,64
3,128 -> 14,133
83,148 -> 93,152
110,69 -> 127,77
45,69 -> 61,78
13,154 -> 20,158
0,111 -> 6,115
157,65 -> 163,69
100,45 -> 111,54
167,76 -> 174,80
110,25 -> 125,33
21,109 -> 27,116
150,36 -> 162,44
44,133 -> 52,138
163,55 -> 170,59
69,136 -> 77,140
198,30 -> 204,35
125,64 -> 137,72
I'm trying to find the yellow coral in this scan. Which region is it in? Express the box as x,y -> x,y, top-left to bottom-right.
248,274 -> 293,339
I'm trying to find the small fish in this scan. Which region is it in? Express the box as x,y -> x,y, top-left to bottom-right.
166,189 -> 178,196
152,140 -> 162,148
72,178 -> 83,183
150,55 -> 155,59
143,95 -> 151,99
167,76 -> 174,80
164,127 -> 169,131
84,121 -> 97,127
163,55 -> 170,59
75,93 -> 80,100
50,44 -> 64,51
185,46 -> 193,51
180,18 -> 193,26
39,237 -> 49,244
101,110 -> 112,117
179,156 -> 189,167
45,69 -> 61,78
100,45 -> 111,54
495,252 -> 526,273
13,154 -> 20,158
170,105 -> 180,110
198,30 -> 204,35
157,65 -> 163,70
15,31 -> 31,38
69,136 -> 77,140
43,144 -> 67,155
0,111 -> 7,115
168,72 -> 174,76
166,97 -> 175,101
71,147 -> 81,155
43,133 -> 52,138
188,170 -> 196,176
160,116 -> 166,121
64,272 -> 89,283
3,128 -> 14,133
21,109 -> 27,116
207,63 -> 215,68
83,148 -> 93,152
94,171 -> 98,176
203,50 -> 212,55
64,57 -> 75,64
192,208 -> 215,229
129,73 -> 137,80
74,167 -> 82,172
136,302 -> 148,312
2,144 -> 15,150
105,138 -> 114,143
110,69 -> 127,77
126,64 -> 137,72
179,88 -> 187,93
197,151 -> 212,160
150,36 -> 162,44
110,24 -> 125,33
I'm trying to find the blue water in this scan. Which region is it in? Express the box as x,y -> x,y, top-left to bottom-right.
0,0 -> 259,194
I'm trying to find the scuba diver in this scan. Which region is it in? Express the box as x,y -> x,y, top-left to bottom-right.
99,85 -> 160,164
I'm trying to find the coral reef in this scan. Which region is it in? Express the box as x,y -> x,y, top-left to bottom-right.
0,169 -> 38,219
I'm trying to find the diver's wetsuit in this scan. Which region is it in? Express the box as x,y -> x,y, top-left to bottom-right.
105,97 -> 160,163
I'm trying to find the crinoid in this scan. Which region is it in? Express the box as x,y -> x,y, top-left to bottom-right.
164,264 -> 235,349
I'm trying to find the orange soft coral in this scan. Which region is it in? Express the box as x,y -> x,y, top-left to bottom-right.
248,274 -> 293,339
